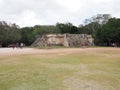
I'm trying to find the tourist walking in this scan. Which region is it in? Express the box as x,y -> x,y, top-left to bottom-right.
20,42 -> 24,49
12,43 -> 15,49
16,42 -> 19,49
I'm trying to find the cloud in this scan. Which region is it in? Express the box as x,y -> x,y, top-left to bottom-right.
14,10 -> 41,27
0,0 -> 120,27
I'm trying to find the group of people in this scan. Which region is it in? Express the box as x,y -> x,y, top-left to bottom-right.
112,43 -> 118,47
11,42 -> 24,49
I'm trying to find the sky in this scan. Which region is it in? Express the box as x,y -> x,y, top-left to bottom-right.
0,0 -> 120,27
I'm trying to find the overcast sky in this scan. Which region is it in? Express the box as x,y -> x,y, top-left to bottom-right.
0,0 -> 120,27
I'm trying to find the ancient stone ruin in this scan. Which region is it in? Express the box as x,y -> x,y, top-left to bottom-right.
31,34 -> 94,47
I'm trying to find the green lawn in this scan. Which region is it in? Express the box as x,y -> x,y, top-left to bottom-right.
0,48 -> 120,90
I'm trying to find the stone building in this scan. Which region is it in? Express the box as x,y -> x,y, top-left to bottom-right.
31,34 -> 94,47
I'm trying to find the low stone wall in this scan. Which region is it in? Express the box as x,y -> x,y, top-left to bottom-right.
31,34 -> 94,47
66,34 -> 94,47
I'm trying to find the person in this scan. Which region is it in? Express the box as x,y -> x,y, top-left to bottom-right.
20,42 -> 24,49
112,43 -> 115,47
16,42 -> 19,49
82,42 -> 86,48
115,43 -> 118,48
12,43 -> 15,49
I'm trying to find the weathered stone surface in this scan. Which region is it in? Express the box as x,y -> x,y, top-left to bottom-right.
31,34 -> 94,47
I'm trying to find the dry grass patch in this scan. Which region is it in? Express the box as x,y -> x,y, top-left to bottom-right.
0,47 -> 120,90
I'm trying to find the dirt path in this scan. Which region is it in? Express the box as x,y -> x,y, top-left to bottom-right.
0,47 -> 120,57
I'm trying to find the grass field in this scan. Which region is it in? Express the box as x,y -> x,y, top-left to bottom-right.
0,47 -> 120,90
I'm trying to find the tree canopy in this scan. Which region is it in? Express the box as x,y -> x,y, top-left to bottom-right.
96,18 -> 120,46
0,21 -> 21,47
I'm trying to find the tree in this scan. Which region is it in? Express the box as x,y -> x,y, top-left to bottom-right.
32,25 -> 61,36
83,14 -> 111,44
96,18 -> 120,46
20,27 -> 35,46
0,21 -> 21,47
56,22 -> 73,34
70,26 -> 78,34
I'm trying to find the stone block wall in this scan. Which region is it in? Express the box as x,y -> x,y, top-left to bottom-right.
31,34 -> 94,47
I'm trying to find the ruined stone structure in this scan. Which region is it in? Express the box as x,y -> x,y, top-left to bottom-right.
31,34 -> 94,47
